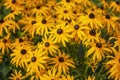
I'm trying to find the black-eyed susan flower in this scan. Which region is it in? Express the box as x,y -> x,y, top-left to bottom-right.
24,0 -> 40,8
40,68 -> 61,80
55,6 -> 75,20
78,0 -> 93,7
20,16 -> 39,37
49,51 -> 75,74
0,34 -> 12,54
31,4 -> 49,17
27,48 -> 48,74
9,70 -> 27,80
78,11 -> 103,29
58,0 -> 75,9
38,35 -> 59,55
36,16 -> 54,35
10,44 -> 32,68
106,48 -> 120,80
102,14 -> 118,32
70,20 -> 89,41
4,7 -> 22,20
110,1 -> 120,12
87,76 -> 95,80
85,38 -> 112,61
50,22 -> 72,46
4,0 -> 24,10
83,29 -> 100,46
0,18 -> 14,36
59,75 -> 74,80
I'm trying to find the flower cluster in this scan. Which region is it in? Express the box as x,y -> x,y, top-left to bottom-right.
0,0 -> 120,80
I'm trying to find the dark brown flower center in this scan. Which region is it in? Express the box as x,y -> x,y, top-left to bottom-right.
66,0 -> 70,2
21,49 -> 27,55
12,0 -> 16,4
3,39 -> 7,43
57,29 -> 63,34
0,19 -> 4,23
105,15 -> 110,19
31,57 -> 37,62
58,57 -> 64,62
10,10 -> 14,13
19,38 -> 24,43
96,42 -> 102,48
64,10 -> 68,13
31,20 -> 36,25
119,59 -> 120,63
74,25 -> 79,30
89,13 -> 95,19
36,5 -> 41,9
89,30 -> 96,36
45,42 -> 50,47
16,78 -> 20,80
116,1 -> 120,5
42,19 -> 47,24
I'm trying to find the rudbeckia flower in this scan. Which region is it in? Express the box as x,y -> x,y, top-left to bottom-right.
10,44 -> 33,68
59,75 -> 74,80
78,0 -> 93,7
102,14 -> 118,32
4,7 -> 22,20
36,16 -> 54,35
110,1 -> 120,12
55,6 -> 75,20
87,76 -> 95,80
85,38 -> 112,61
31,4 -> 49,17
38,35 -> 59,55
49,51 -> 75,74
70,20 -> 89,41
0,18 -> 14,36
40,68 -> 61,80
83,29 -> 100,46
0,34 -> 12,54
20,16 -> 39,37
58,0 -> 75,9
106,48 -> 120,80
4,0 -> 24,10
24,0 -> 40,8
27,48 -> 48,73
50,22 -> 72,46
9,70 -> 28,80
78,11 -> 103,29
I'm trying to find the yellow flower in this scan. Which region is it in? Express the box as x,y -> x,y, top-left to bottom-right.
102,14 -> 118,32
0,18 -> 14,36
10,44 -> 32,68
59,75 -> 74,80
9,70 -> 27,80
4,7 -> 22,20
36,16 -> 54,35
110,1 -> 120,12
78,0 -> 93,7
27,48 -> 48,73
49,51 -> 75,74
31,5 -> 49,17
55,6 -> 75,20
20,16 -> 39,37
24,0 -> 40,8
85,38 -> 112,61
40,68 -> 61,80
87,76 -> 95,80
50,22 -> 72,46
4,0 -> 24,10
38,35 -> 59,55
83,29 -> 100,46
0,34 -> 12,54
58,0 -> 75,9
78,11 -> 103,29
71,20 -> 89,41
106,48 -> 120,80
